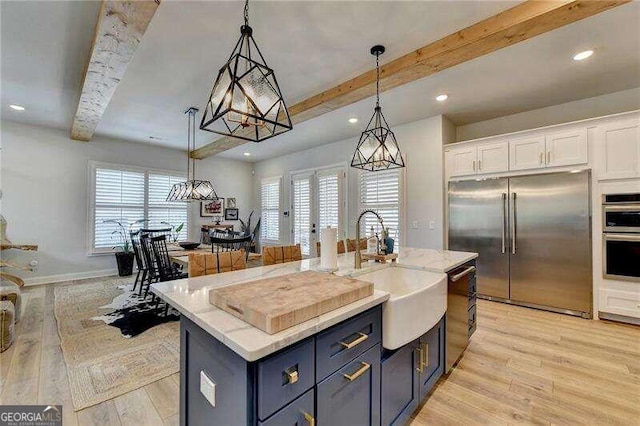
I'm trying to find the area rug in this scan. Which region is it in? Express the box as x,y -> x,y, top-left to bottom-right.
54,277 -> 180,411
91,284 -> 180,338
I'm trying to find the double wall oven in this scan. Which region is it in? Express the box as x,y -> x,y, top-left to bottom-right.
603,193 -> 640,281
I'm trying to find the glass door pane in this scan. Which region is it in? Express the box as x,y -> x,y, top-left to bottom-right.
292,174 -> 312,256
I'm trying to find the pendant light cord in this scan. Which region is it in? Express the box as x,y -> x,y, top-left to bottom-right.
244,0 -> 249,26
186,110 -> 191,181
375,52 -> 380,108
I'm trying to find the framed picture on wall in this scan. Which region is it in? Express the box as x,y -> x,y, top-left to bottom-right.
224,208 -> 239,221
201,198 -> 224,217
226,197 -> 237,208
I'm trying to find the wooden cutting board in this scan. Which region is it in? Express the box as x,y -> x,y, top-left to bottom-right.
209,271 -> 373,334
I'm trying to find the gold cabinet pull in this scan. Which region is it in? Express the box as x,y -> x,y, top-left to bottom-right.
303,411 -> 315,426
343,362 -> 371,382
416,347 -> 424,373
547,150 -> 551,164
286,370 -> 298,384
340,332 -> 368,349
421,343 -> 429,368
539,152 -> 544,164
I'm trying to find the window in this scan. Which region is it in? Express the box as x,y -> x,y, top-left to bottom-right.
90,162 -> 187,253
292,174 -> 311,255
261,177 -> 281,243
359,169 -> 403,248
317,169 -> 343,236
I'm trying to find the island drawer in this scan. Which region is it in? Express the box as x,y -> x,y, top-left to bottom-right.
258,388 -> 315,426
257,337 -> 315,421
316,306 -> 382,381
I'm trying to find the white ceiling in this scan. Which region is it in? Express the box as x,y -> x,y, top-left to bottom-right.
2,1 -> 639,163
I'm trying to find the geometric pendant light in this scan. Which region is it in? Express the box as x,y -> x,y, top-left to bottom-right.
199,0 -> 292,143
166,108 -> 219,202
351,45 -> 405,172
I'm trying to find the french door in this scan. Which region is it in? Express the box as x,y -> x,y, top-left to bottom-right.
291,166 -> 346,256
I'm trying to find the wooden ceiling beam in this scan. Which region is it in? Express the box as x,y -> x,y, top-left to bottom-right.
192,0 -> 629,159
70,0 -> 160,142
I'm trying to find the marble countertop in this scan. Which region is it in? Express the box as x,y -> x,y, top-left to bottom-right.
151,247 -> 476,361
393,247 -> 478,273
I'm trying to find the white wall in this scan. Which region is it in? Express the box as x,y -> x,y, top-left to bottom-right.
253,115 -> 447,250
456,87 -> 640,142
0,120 -> 253,284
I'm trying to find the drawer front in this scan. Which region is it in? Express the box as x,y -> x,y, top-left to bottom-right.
316,306 -> 382,381
468,304 -> 477,338
258,388 -> 315,426
317,344 -> 381,426
258,338 -> 315,420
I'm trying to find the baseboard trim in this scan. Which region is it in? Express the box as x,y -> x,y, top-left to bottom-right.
598,311 -> 640,326
23,269 -> 119,286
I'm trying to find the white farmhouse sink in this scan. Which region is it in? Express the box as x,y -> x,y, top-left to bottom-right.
353,266 -> 447,350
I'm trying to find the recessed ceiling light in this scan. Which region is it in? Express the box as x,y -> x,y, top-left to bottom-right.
573,50 -> 593,61
9,104 -> 25,111
436,94 -> 448,102
243,152 -> 251,156
348,118 -> 358,124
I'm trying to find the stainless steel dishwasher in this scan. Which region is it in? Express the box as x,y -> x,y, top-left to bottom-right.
446,260 -> 477,372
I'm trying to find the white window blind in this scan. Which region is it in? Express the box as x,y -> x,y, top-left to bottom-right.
90,163 -> 186,253
148,173 -> 188,241
94,168 -> 145,250
292,175 -> 311,255
318,170 -> 342,238
261,177 -> 281,243
359,169 -> 402,248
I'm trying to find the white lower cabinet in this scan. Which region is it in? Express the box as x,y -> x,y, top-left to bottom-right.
599,288 -> 640,319
545,129 -> 588,167
596,120 -> 640,180
509,136 -> 545,171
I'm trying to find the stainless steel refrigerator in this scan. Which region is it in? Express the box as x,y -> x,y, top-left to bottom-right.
448,170 -> 592,318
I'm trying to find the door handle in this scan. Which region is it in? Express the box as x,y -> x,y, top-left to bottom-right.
450,266 -> 476,282
421,342 -> 429,368
511,192 -> 517,255
343,362 -> 370,382
501,193 -> 507,254
302,412 -> 315,426
339,332 -> 368,349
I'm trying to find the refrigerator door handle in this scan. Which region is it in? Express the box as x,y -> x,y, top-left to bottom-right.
501,193 -> 507,254
511,192 -> 517,255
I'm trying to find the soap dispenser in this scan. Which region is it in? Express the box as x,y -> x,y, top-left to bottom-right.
367,226 -> 378,254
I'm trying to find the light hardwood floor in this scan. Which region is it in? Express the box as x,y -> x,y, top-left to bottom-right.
2,285 -> 639,425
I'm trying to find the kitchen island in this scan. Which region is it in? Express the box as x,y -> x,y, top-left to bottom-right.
152,248 -> 477,426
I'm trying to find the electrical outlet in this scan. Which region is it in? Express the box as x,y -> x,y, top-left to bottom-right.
200,370 -> 216,407
429,221 -> 435,230
412,220 -> 419,229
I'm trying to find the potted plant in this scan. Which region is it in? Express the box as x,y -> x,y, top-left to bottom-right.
103,218 -> 146,276
161,221 -> 184,243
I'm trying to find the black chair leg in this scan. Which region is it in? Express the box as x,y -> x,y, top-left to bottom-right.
133,269 -> 141,292
164,303 -> 169,317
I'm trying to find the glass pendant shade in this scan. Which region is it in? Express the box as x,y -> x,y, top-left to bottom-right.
167,108 -> 219,202
351,45 -> 405,172
200,25 -> 292,143
166,179 -> 218,202
351,106 -> 405,171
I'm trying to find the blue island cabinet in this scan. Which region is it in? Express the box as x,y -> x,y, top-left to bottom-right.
380,316 -> 445,426
180,305 -> 382,426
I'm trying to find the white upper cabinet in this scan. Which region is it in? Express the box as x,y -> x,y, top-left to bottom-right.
447,146 -> 477,177
596,120 -> 640,180
509,136 -> 545,171
545,129 -> 588,167
477,142 -> 509,174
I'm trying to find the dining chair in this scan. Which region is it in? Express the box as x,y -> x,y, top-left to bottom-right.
347,238 -> 367,252
150,235 -> 188,282
211,235 -> 252,259
316,240 -> 346,257
140,228 -> 172,238
188,251 -> 247,277
139,234 -> 158,298
130,231 -> 147,293
262,244 -> 302,266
